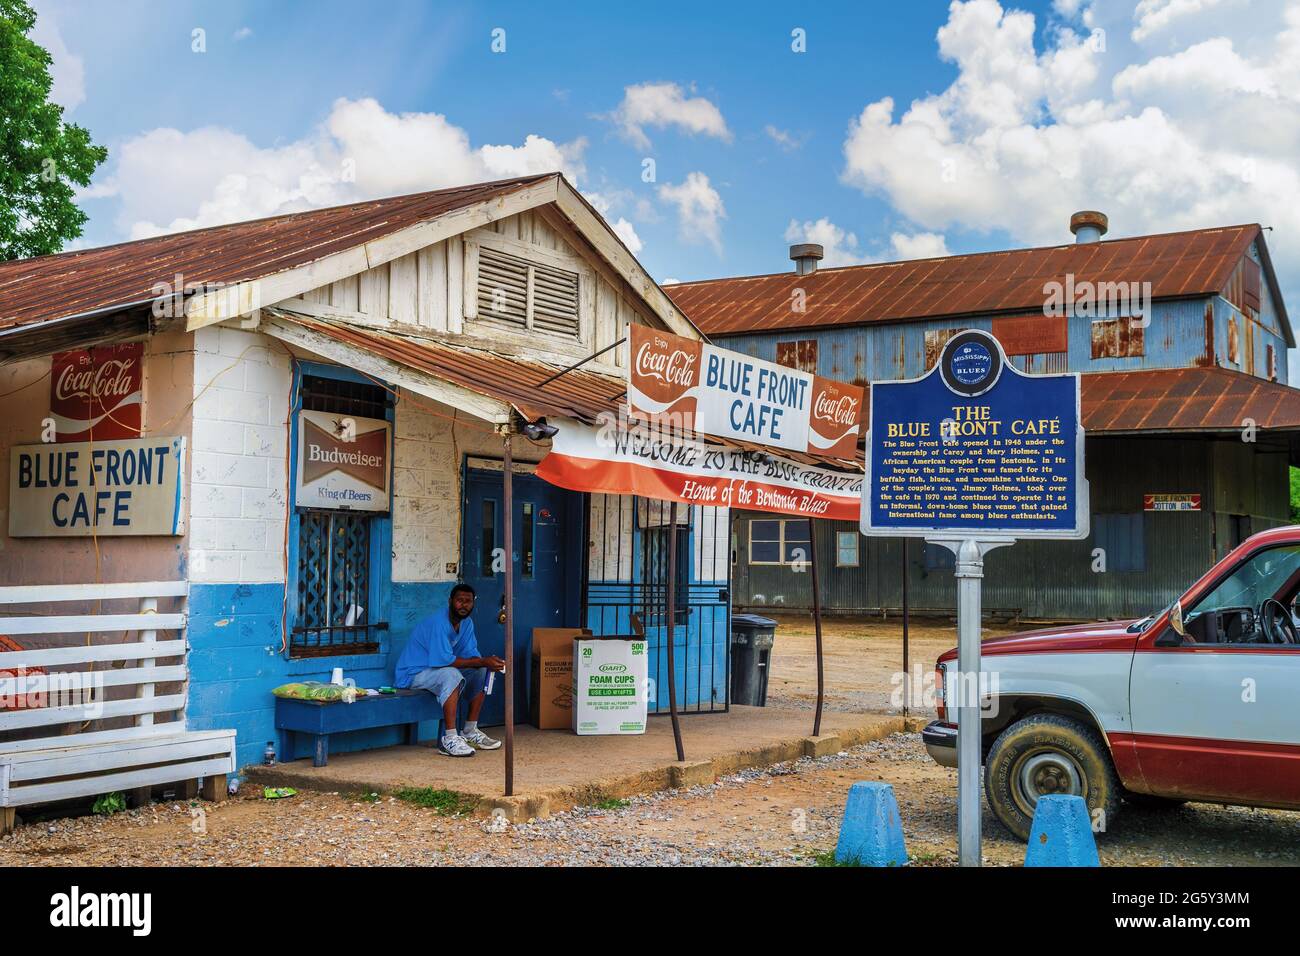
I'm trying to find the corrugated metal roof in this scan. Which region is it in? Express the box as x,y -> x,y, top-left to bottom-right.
275,312 -> 625,426
1080,366 -> 1300,433
272,312 -> 863,468
0,174 -> 555,332
665,224 -> 1263,336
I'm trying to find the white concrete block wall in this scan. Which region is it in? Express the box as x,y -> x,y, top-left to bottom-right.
188,326 -> 292,585
391,387 -> 502,583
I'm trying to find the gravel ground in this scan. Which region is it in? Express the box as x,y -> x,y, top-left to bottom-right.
4,731 -> 1297,867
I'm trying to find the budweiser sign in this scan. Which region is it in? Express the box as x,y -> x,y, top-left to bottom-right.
295,410 -> 391,513
627,324 -> 864,461
50,343 -> 143,442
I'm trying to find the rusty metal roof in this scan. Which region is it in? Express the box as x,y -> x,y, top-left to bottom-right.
275,312 -> 626,426
665,224 -> 1267,336
272,311 -> 863,468
1081,366 -> 1300,434
0,174 -> 555,332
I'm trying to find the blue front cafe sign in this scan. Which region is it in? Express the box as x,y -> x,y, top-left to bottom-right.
859,328 -> 1087,869
861,329 -> 1088,539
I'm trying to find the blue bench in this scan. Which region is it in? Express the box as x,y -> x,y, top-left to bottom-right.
274,691 -> 441,767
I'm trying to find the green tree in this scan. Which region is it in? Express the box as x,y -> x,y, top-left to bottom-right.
0,0 -> 106,261
1290,466 -> 1300,523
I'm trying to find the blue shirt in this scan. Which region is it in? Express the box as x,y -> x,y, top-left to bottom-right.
394,608 -> 481,688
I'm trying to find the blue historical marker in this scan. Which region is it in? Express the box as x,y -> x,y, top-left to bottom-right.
860,329 -> 1088,869
862,329 -> 1087,539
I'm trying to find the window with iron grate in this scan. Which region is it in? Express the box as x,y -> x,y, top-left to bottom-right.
291,375 -> 392,658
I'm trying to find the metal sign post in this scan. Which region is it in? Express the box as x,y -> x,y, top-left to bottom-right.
929,537 -> 1008,866
860,330 -> 1087,868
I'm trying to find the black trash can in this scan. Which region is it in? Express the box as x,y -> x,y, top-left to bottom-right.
730,613 -> 777,706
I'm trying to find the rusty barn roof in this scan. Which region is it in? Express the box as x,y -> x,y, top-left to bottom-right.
665,224 -> 1271,336
0,174 -> 555,332
1080,366 -> 1300,434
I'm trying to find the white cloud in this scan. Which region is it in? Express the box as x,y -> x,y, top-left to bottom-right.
608,82 -> 731,150
233,26 -> 253,41
764,125 -> 805,151
28,7 -> 84,110
783,218 -> 865,267
1131,0 -> 1231,42
658,172 -> 726,253
661,277 -> 681,285
584,188 -> 644,255
840,0 -> 1300,281
89,97 -> 587,239
784,217 -> 950,266
888,231 -> 950,260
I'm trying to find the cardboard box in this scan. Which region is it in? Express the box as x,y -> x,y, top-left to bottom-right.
530,628 -> 588,729
572,637 -> 648,735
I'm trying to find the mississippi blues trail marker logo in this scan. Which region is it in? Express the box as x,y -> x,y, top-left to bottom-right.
295,410 -> 391,513
861,329 -> 1088,540
627,324 -> 864,459
50,343 -> 144,442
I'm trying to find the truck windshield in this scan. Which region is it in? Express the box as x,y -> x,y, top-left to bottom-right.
1189,545 -> 1300,620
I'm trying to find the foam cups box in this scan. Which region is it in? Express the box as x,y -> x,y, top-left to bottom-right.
572,637 -> 648,735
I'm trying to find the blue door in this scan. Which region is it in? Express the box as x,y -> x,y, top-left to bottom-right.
463,465 -> 576,726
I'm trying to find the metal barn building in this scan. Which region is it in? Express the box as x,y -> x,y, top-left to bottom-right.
666,213 -> 1300,621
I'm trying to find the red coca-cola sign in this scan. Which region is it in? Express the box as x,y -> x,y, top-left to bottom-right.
808,375 -> 864,459
50,343 -> 143,442
628,324 -> 701,420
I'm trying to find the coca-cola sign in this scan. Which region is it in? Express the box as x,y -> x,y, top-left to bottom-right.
626,324 -> 863,461
50,343 -> 143,443
809,376 -> 865,459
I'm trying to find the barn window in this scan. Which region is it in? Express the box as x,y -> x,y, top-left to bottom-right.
1242,257 -> 1262,313
749,519 -> 812,566
776,339 -> 818,373
835,531 -> 860,567
476,246 -> 581,338
1090,317 -> 1145,359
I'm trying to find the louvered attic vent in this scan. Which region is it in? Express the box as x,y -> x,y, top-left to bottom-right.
476,246 -> 580,338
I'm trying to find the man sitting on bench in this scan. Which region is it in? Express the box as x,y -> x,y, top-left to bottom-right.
394,583 -> 506,757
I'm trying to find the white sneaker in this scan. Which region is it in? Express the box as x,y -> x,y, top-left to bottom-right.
438,734 -> 475,757
463,727 -> 502,750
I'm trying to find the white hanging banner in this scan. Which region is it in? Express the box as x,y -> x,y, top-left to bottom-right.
537,419 -> 862,520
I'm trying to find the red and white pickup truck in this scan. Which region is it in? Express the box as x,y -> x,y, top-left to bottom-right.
923,526 -> 1300,840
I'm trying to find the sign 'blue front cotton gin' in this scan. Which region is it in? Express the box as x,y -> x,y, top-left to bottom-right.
861,329 -> 1088,541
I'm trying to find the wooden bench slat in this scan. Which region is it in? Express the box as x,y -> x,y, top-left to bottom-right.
5,755 -> 235,808
0,693 -> 186,732
0,613 -> 186,636
8,735 -> 235,782
0,665 -> 186,697
0,728 -> 232,763
0,721 -> 191,755
0,640 -> 186,669
0,581 -> 188,605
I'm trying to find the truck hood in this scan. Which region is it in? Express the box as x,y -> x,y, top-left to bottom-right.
936,619 -> 1140,664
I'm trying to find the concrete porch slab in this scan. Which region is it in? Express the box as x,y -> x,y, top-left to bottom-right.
245,706 -> 925,821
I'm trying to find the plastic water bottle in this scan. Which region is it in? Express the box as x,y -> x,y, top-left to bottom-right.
263,741 -> 276,765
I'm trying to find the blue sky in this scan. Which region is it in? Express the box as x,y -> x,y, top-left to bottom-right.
29,0 -> 1300,313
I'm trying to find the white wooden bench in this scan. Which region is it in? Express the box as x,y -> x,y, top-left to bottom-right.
0,581 -> 236,835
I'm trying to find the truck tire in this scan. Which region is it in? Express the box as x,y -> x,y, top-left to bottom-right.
984,713 -> 1120,842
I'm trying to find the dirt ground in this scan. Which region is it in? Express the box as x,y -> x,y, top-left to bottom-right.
759,611 -> 1019,716
2,614 -> 1297,866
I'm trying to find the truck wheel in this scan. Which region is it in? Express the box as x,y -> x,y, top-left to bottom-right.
984,713 -> 1120,842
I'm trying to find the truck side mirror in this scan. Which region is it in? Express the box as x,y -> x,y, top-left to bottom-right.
1155,600 -> 1186,647
1170,600 -> 1186,636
